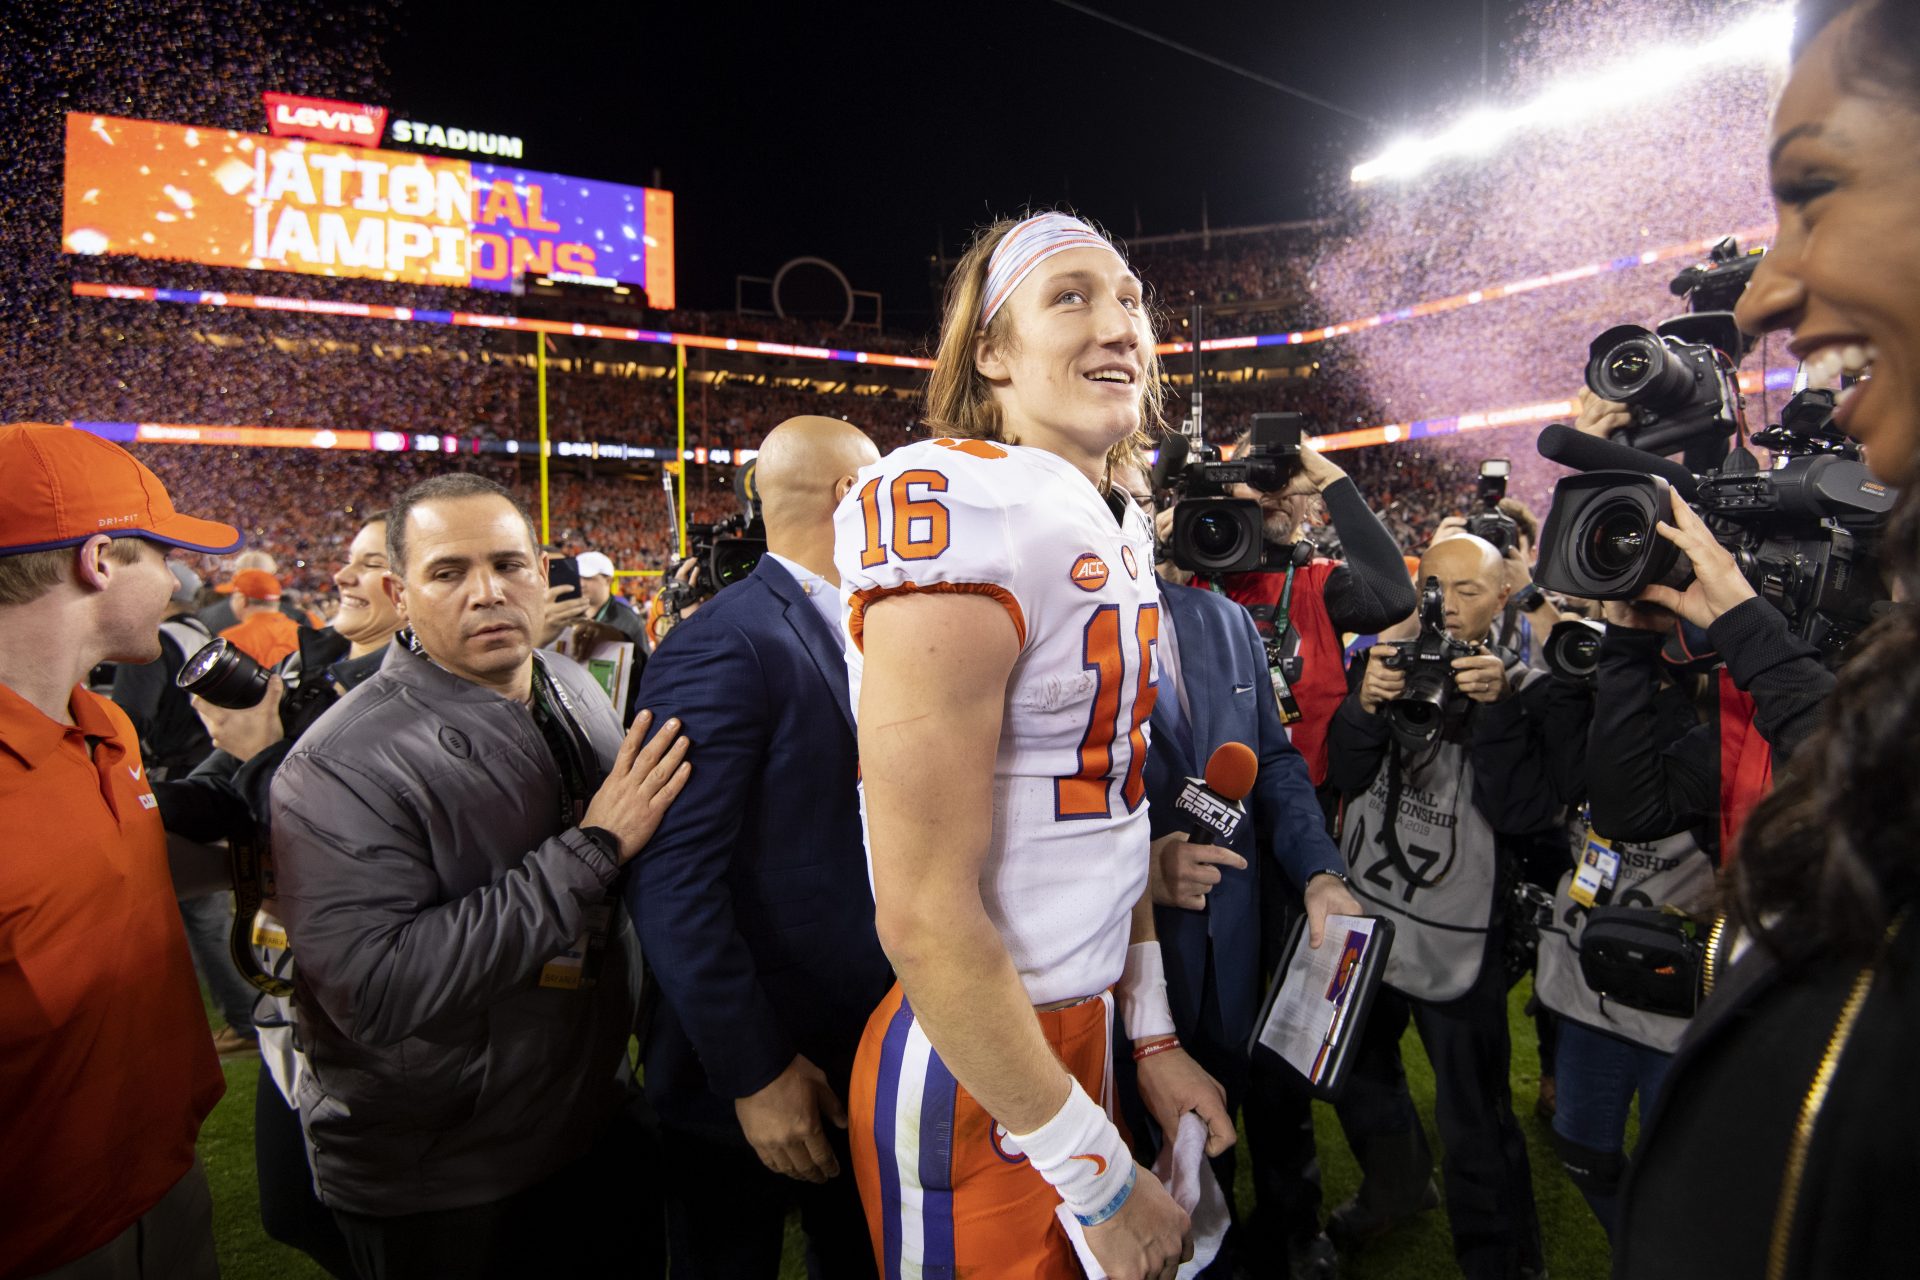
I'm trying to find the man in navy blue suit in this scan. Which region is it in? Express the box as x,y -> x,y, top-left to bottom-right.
1117,468 -> 1362,1280
628,417 -> 892,1279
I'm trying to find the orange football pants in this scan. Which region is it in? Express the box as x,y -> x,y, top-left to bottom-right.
849,983 -> 1114,1280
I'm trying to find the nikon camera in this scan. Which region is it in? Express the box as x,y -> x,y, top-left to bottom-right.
1378,575 -> 1481,747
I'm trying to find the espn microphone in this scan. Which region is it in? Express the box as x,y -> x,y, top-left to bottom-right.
1173,742 -> 1259,847
1536,423 -> 1700,501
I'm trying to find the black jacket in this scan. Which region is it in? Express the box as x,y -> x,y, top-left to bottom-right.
112,615 -> 213,778
1586,599 -> 1834,846
1617,913 -> 1920,1278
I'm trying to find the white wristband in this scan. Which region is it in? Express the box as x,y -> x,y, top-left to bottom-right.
1118,942 -> 1177,1041
1004,1077 -> 1133,1222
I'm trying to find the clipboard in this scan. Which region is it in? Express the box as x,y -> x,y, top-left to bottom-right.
1248,912 -> 1394,1100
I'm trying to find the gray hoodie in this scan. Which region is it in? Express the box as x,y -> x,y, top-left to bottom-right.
271,641 -> 640,1216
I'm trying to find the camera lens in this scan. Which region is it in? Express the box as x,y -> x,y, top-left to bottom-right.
1544,621 -> 1605,683
1589,332 -> 1700,410
175,638 -> 272,709
1604,344 -> 1655,392
1193,510 -> 1250,562
709,540 -> 764,589
1393,700 -> 1441,731
1583,500 -> 1653,577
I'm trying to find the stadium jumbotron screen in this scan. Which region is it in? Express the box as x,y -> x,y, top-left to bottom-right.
61,113 -> 675,306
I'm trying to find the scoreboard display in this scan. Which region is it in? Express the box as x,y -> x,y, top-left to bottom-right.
62,113 -> 675,307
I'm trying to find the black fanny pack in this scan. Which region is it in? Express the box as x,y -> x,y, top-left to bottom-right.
1578,907 -> 1704,1019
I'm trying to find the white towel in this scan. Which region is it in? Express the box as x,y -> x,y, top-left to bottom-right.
1055,1112 -> 1232,1278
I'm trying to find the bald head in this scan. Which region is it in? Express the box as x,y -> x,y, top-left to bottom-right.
1421,534 -> 1503,587
756,416 -> 882,538
1419,533 -> 1509,642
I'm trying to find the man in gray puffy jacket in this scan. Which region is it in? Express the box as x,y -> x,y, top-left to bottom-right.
272,474 -> 691,1279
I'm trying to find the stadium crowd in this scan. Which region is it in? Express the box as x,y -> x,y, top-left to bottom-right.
130,447 -> 738,602
1132,226 -> 1315,319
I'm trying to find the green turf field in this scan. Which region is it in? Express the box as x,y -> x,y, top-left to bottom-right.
198,976 -> 1618,1278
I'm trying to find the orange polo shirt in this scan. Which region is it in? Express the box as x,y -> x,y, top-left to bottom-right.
0,681 -> 225,1276
221,609 -> 301,667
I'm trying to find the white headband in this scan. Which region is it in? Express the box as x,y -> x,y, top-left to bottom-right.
979,213 -> 1126,329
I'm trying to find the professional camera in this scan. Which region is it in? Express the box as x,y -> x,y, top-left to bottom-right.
1543,618 -> 1606,684
1583,236 -> 1761,457
1534,390 -> 1896,658
177,628 -> 349,740
1378,575 -> 1480,746
1464,459 -> 1519,554
1156,411 -> 1305,574
656,460 -> 767,620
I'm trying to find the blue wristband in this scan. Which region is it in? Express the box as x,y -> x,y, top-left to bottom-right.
1074,1161 -> 1138,1227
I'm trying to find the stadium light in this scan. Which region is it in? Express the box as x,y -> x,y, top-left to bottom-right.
1351,5 -> 1795,185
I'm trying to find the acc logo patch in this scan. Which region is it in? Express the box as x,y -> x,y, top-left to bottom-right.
1069,553 -> 1109,592
1120,545 -> 1139,579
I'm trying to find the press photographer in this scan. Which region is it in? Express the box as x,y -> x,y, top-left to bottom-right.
1512,645 -> 1717,1240
1435,462 -> 1564,667
1322,534 -> 1562,1279
150,509 -> 404,1279
1577,234 -> 1762,467
1155,411 -> 1417,790
650,462 -> 767,644
1534,384 -> 1891,851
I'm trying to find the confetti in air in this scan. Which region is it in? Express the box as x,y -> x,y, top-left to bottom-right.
1305,0 -> 1787,508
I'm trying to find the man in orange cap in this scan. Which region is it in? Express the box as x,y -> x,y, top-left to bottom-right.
0,423 -> 241,1279
220,566 -> 303,667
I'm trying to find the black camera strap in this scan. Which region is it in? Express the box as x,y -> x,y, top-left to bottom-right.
226,821 -> 295,999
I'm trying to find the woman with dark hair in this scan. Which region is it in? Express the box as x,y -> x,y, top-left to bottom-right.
1615,1 -> 1920,1275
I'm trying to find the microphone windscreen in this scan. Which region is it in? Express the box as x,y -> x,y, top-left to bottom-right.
1536,424 -> 1699,500
1203,741 -> 1259,803
1150,433 -> 1190,490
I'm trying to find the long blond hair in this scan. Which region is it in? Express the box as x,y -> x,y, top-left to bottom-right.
923,215 -> 1166,486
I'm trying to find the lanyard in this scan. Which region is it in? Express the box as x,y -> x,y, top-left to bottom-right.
1206,559 -> 1298,631
1209,561 -> 1305,724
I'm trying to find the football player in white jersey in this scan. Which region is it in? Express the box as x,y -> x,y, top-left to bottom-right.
840,213 -> 1233,1280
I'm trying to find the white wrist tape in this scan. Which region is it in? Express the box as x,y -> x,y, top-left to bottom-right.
1005,1077 -> 1134,1223
1118,942 -> 1177,1041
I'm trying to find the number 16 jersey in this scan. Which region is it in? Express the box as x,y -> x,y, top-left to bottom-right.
834,437 -> 1160,1006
